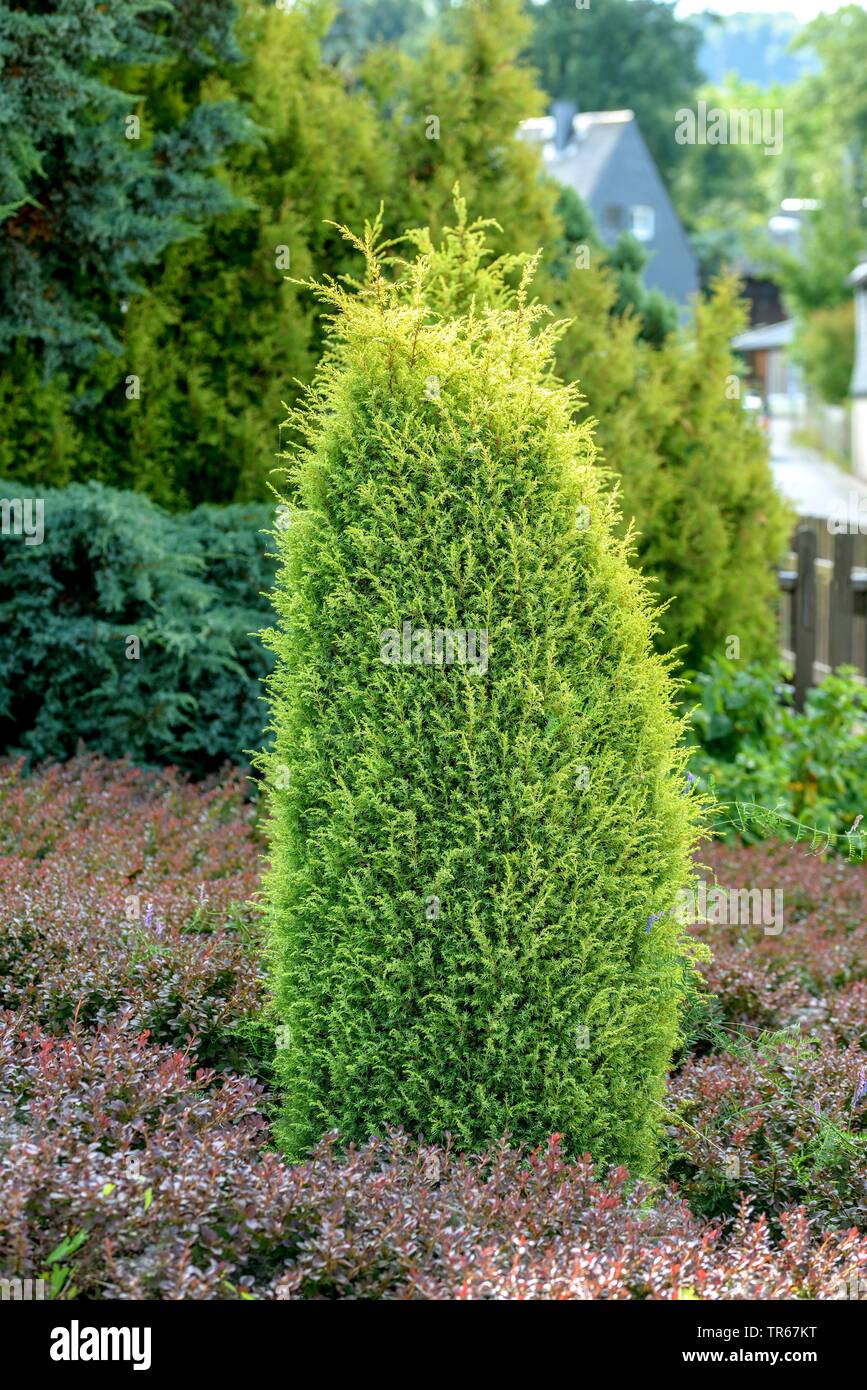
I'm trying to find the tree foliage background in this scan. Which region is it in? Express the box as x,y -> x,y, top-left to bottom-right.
4,0 -> 846,696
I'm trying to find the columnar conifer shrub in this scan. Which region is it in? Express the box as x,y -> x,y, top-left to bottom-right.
549,265 -> 792,678
262,213 -> 704,1170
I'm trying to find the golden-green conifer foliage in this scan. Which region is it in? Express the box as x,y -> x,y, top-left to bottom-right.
262,213 -> 703,1170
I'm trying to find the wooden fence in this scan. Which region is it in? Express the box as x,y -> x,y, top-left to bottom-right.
778,518 -> 867,707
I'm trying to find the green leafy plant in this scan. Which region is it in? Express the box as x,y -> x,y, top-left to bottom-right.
40,1230 -> 90,1300
688,659 -> 867,857
792,301 -> 856,406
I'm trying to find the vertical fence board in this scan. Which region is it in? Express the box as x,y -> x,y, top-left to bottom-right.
830,531 -> 854,670
793,526 -> 817,710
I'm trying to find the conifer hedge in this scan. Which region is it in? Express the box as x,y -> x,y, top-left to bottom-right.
262,213 -> 703,1171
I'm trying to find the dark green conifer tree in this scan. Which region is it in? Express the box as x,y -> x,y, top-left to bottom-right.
0,0 -> 250,376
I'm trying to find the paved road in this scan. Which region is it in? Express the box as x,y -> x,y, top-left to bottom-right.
769,417 -> 867,526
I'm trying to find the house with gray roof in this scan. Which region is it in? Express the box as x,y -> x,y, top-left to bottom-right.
731,318 -> 802,416
518,106 -> 699,315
